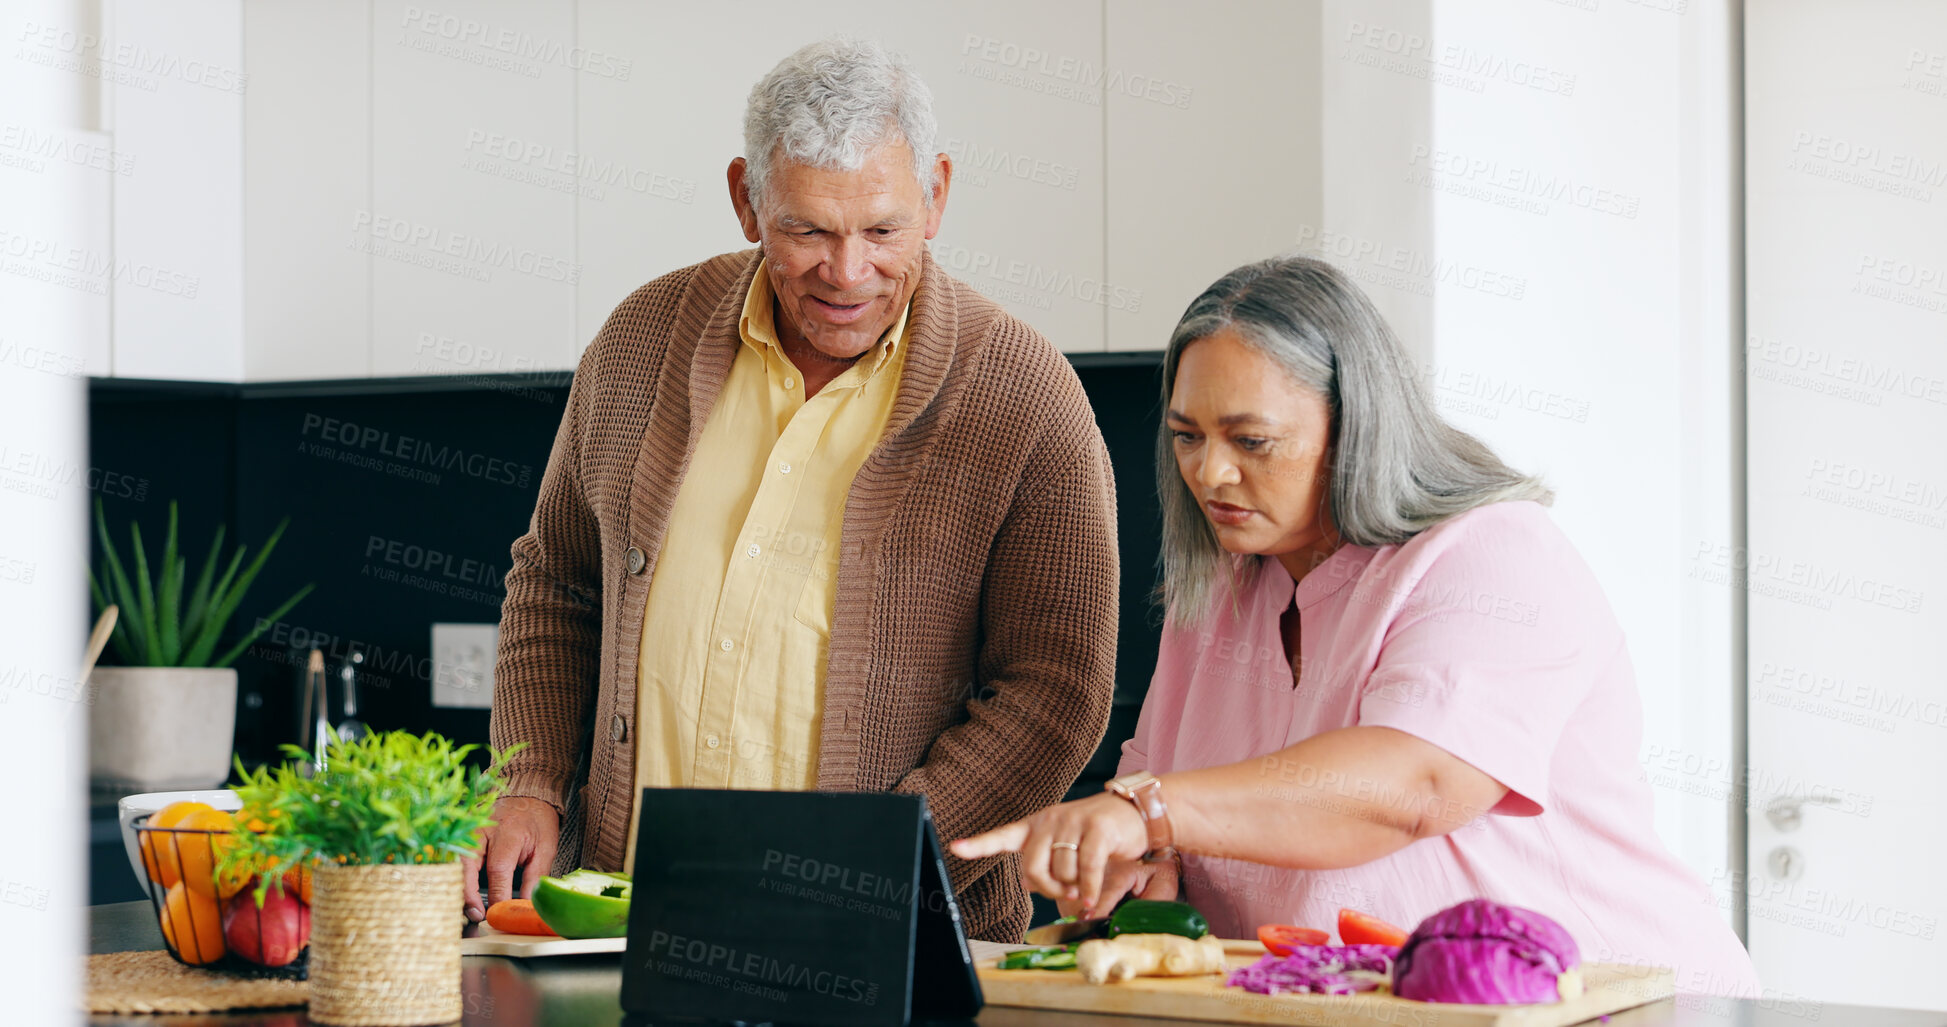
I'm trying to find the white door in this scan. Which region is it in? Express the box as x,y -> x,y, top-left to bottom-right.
1744,0 -> 1947,1010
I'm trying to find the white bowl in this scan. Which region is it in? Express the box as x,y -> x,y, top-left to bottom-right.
117,789 -> 241,892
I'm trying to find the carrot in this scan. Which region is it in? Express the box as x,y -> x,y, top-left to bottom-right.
486,898 -> 558,936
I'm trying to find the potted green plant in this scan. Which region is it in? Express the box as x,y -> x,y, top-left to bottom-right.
88,499 -> 314,790
224,731 -> 520,1026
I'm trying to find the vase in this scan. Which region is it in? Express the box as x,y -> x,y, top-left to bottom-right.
307,862 -> 464,1026
87,666 -> 238,790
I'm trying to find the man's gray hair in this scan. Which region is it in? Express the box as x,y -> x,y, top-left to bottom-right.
1157,255 -> 1554,624
743,38 -> 939,210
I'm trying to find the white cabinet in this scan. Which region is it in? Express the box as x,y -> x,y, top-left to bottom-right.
243,0 -> 371,380
571,2 -> 758,348
574,0 -> 1107,355
368,0 -> 578,378
910,1 -> 1107,354
1105,0 -> 1322,352
106,0 -> 245,380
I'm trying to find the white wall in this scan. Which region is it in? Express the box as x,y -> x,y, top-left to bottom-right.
0,0 -> 101,1014
1318,0 -> 1744,910
101,0 -> 1329,380
105,0 -> 246,380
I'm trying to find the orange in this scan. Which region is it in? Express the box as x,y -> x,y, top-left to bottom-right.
235,802 -> 283,833
142,801 -> 215,889
281,863 -> 313,905
159,881 -> 225,964
175,808 -> 237,899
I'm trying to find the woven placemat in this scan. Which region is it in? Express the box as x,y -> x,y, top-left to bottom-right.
85,950 -> 307,1014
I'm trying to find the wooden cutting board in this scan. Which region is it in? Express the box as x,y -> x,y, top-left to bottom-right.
459,923 -> 626,958
974,941 -> 1674,1027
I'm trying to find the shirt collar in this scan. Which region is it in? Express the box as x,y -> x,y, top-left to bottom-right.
1271,545 -> 1376,609
739,259 -> 909,384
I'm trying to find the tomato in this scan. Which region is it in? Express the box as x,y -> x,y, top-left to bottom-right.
1257,923 -> 1331,955
1338,908 -> 1410,947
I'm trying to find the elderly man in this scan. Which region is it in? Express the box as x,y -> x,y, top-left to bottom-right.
461,38 -> 1118,941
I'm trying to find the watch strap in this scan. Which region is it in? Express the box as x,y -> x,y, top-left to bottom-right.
1105,771 -> 1178,864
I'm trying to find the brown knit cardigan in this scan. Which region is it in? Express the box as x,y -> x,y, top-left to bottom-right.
489,248 -> 1119,940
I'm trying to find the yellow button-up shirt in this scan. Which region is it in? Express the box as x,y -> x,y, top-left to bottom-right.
624,260 -> 909,868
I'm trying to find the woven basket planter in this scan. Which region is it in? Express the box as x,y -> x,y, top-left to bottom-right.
307,862 -> 463,1026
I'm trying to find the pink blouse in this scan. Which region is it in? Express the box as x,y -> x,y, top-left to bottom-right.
1121,501 -> 1760,996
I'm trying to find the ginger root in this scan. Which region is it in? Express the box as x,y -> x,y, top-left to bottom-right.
1076,933 -> 1227,984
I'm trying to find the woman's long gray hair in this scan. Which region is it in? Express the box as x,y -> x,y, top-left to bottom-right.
1157,255 -> 1552,624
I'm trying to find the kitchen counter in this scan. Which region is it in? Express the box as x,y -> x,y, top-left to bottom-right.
86,901 -> 1944,1026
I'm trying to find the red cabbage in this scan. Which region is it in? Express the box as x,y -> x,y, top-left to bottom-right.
1226,944 -> 1398,996
1392,899 -> 1581,1004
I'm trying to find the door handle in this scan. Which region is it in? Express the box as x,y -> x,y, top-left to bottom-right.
1764,793 -> 1841,832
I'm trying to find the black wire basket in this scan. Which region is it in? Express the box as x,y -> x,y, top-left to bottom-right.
132,814 -> 310,980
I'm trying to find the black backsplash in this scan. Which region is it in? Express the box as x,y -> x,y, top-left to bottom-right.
87,356 -> 1166,795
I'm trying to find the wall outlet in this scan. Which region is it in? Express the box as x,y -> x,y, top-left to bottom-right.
431,622 -> 498,709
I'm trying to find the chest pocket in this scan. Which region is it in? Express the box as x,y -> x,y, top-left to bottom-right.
790,538 -> 840,637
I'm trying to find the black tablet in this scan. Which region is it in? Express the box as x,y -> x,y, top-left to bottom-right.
621,789 -> 982,1027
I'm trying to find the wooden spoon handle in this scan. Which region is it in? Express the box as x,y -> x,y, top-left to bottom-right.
79,605 -> 118,681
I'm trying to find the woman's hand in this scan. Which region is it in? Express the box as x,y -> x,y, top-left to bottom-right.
951,792 -> 1151,915
1055,857 -> 1179,919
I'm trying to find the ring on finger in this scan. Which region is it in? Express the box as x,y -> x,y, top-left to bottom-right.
1050,841 -> 1080,852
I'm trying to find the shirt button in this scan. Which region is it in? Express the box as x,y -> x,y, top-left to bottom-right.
779,462 -> 792,475
624,546 -> 645,575
783,377 -> 796,389
720,638 -> 734,652
746,543 -> 761,559
609,714 -> 627,742
705,734 -> 721,750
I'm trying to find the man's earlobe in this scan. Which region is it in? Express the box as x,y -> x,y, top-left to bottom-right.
727,157 -> 762,244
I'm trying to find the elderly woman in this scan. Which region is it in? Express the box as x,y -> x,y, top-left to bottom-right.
953,256 -> 1760,993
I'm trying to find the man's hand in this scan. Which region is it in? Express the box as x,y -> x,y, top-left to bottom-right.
1054,857 -> 1178,920
461,796 -> 560,923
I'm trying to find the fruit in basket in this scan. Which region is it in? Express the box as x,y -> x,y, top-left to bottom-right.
223,880 -> 310,967
143,800 -> 216,887
160,881 -> 226,965
177,807 -> 239,899
282,863 -> 313,905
